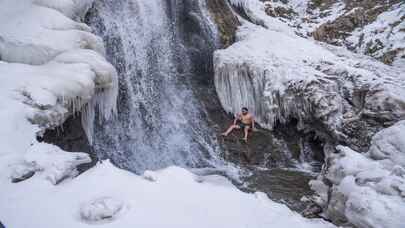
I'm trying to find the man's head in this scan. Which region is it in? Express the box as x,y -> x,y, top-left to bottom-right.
241,107 -> 248,115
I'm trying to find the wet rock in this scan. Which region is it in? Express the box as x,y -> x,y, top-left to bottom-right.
206,0 -> 240,47
302,203 -> 322,218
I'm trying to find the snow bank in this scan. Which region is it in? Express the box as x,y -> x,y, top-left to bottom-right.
310,121 -> 405,227
0,161 -> 336,228
0,0 -> 104,65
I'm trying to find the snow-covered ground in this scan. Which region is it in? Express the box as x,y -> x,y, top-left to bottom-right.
0,0 -> 338,227
1,161 -> 336,228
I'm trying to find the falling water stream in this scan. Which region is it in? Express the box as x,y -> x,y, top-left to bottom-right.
86,0 -> 223,173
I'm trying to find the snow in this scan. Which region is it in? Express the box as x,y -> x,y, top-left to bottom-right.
0,161 -> 336,228
310,121 -> 405,227
0,0 -> 104,65
80,197 -> 126,223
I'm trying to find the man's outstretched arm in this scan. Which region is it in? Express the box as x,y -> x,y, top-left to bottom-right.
233,113 -> 240,125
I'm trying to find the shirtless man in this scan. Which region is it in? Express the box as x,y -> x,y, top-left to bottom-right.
221,107 -> 255,142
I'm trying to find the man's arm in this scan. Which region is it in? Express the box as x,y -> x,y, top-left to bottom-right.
233,113 -> 240,125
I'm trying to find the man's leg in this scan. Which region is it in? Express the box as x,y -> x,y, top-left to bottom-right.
222,125 -> 240,136
243,126 -> 250,142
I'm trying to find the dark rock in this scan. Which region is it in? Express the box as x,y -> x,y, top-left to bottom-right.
38,114 -> 96,173
11,170 -> 36,183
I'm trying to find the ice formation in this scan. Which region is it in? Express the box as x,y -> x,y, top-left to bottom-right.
310,121 -> 405,227
0,0 -> 117,196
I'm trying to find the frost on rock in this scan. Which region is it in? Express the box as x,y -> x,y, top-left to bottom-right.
214,20 -> 405,150
80,197 -> 125,223
310,121 -> 405,227
11,143 -> 91,185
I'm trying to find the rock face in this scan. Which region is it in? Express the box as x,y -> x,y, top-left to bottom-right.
206,0 -> 240,47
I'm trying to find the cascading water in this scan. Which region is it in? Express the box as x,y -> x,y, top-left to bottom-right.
86,0 -> 224,173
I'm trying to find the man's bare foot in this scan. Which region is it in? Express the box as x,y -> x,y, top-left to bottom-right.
221,133 -> 227,137
243,138 -> 248,143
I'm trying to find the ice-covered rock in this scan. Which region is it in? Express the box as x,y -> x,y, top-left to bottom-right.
80,197 -> 125,223
368,120 -> 405,167
214,19 -> 405,149
310,121 -> 405,227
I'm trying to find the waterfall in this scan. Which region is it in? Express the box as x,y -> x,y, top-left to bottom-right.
86,0 -> 223,173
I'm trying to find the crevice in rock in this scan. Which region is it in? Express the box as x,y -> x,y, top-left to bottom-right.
38,114 -> 97,173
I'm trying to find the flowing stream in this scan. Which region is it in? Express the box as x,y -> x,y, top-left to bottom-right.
86,0 -> 223,173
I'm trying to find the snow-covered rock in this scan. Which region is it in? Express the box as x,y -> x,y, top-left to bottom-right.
310,121 -> 405,227
15,143 -> 91,184
259,0 -> 405,65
